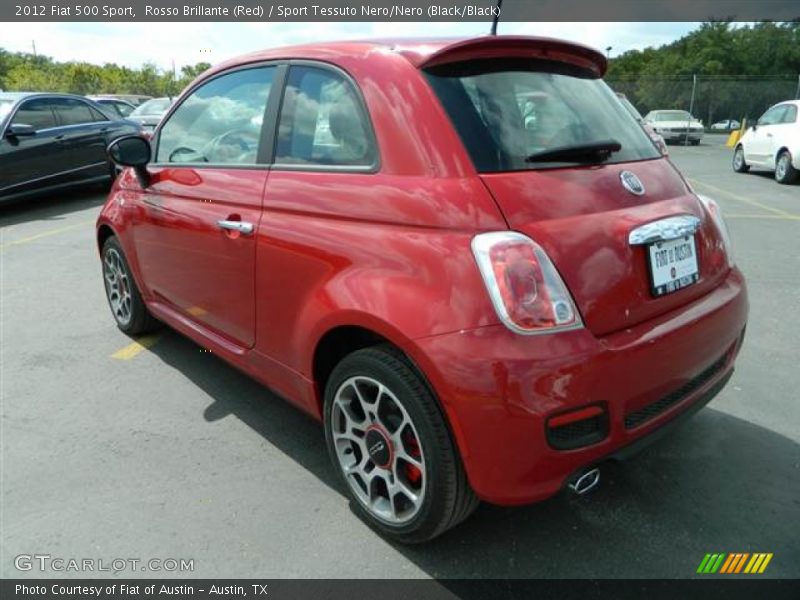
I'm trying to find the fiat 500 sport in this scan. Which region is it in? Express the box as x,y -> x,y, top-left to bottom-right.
97,36 -> 748,542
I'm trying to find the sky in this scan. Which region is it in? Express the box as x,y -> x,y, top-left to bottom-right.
2,22 -> 700,70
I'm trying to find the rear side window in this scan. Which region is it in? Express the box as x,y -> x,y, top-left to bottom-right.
53,98 -> 96,126
781,105 -> 797,124
758,105 -> 786,126
13,99 -> 58,130
275,66 -> 376,168
425,59 -> 660,172
112,102 -> 134,117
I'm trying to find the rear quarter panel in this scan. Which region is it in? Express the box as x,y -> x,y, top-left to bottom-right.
253,51 -> 507,385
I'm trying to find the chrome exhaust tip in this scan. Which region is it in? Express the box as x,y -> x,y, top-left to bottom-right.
567,467 -> 600,495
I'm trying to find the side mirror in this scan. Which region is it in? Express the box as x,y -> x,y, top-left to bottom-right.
6,123 -> 36,137
107,135 -> 151,187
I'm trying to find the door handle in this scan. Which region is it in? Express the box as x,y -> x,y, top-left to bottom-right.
766,133 -> 773,137
628,215 -> 702,245
217,220 -> 254,235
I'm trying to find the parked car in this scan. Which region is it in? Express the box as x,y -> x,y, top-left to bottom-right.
97,36 -> 748,543
91,93 -> 152,107
733,100 -> 799,184
615,92 -> 668,155
0,92 -> 140,204
126,97 -> 172,131
89,96 -> 137,119
710,119 -> 741,131
643,110 -> 704,145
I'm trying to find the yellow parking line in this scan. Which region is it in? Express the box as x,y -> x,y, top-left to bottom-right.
0,219 -> 94,250
688,178 -> 797,218
111,334 -> 161,360
726,213 -> 800,221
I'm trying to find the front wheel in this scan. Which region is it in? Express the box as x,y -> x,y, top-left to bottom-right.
324,346 -> 477,543
732,145 -> 749,173
775,150 -> 798,184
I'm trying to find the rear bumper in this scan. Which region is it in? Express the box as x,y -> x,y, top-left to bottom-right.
661,131 -> 704,142
412,267 -> 748,505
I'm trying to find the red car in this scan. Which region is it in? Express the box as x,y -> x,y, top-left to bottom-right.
97,36 -> 748,542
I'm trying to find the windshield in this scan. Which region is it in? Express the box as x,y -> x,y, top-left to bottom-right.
132,98 -> 170,116
425,59 -> 660,172
653,111 -> 693,122
0,99 -> 15,123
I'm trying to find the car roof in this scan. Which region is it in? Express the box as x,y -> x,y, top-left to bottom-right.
0,91 -> 100,103
207,35 -> 607,78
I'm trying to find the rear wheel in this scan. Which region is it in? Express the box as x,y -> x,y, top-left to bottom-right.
775,150 -> 798,184
102,236 -> 159,335
732,145 -> 749,173
323,346 -> 477,543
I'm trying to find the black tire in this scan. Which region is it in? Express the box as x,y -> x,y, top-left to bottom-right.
732,145 -> 749,173
691,139 -> 700,146
108,160 -> 122,183
323,345 -> 477,543
101,236 -> 160,335
775,150 -> 798,184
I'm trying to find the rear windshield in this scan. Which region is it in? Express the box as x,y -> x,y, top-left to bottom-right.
132,98 -> 171,116
653,111 -> 693,121
425,59 -> 660,172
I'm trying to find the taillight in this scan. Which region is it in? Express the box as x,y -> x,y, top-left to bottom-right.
471,231 -> 582,335
698,195 -> 734,267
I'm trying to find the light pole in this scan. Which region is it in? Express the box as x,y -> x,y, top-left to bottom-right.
606,46 -> 612,59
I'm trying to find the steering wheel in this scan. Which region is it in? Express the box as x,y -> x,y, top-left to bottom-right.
168,146 -> 207,163
203,128 -> 260,164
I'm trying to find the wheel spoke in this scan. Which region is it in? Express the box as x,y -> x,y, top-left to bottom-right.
330,375 -> 426,525
390,477 -> 419,505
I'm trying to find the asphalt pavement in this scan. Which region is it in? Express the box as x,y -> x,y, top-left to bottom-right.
1,138 -> 798,579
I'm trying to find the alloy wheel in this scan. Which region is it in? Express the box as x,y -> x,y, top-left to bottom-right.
776,154 -> 788,181
734,147 -> 745,170
330,376 -> 426,524
103,248 -> 133,326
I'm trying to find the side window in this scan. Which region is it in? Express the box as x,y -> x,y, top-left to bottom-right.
53,98 -> 96,126
115,102 -> 134,118
275,66 -> 376,167
12,99 -> 58,130
90,105 -> 110,122
781,105 -> 797,124
157,66 -> 275,165
758,106 -> 786,126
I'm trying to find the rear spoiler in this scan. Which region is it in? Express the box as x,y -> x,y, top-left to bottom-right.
410,36 -> 607,78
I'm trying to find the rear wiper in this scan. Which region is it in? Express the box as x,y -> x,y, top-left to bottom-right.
525,140 -> 622,163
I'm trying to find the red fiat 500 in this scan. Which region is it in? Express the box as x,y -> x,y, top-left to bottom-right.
97,36 -> 748,542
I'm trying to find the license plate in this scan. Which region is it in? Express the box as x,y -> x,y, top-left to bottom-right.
647,235 -> 699,296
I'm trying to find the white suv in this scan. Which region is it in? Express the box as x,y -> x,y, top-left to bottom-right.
733,100 -> 800,184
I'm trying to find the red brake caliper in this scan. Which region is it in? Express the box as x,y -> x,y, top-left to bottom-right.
403,431 -> 422,485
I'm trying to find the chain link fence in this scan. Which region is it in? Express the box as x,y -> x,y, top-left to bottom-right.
606,75 -> 800,128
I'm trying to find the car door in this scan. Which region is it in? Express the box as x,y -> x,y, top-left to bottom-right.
0,97 -> 67,196
769,104 -> 798,166
747,105 -> 786,166
132,64 -> 280,348
256,63 -> 380,362
51,97 -> 111,180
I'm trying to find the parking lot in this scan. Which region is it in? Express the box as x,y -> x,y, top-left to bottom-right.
1,138 -> 798,580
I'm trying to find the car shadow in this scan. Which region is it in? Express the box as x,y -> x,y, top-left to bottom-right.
146,329 -> 800,579
0,184 -> 109,227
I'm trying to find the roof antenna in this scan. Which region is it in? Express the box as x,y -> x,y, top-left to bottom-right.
490,0 -> 503,36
